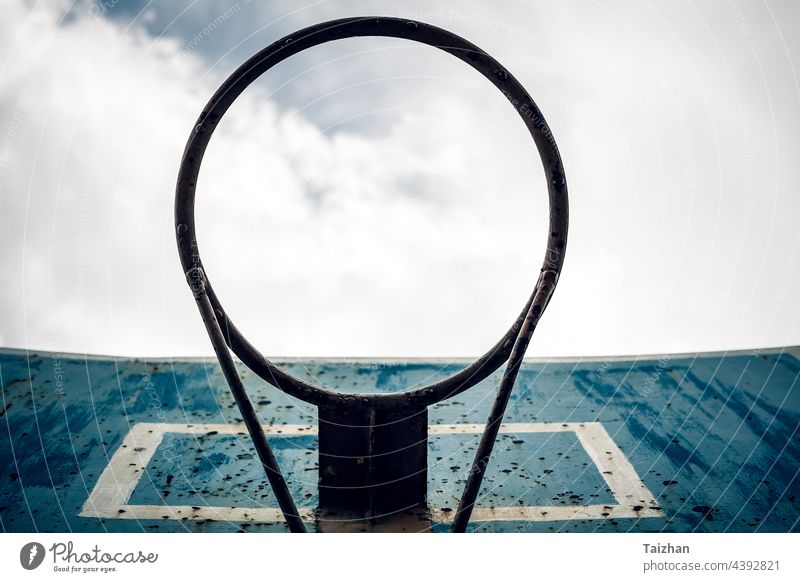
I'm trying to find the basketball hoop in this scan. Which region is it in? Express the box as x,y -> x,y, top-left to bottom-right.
175,16 -> 568,533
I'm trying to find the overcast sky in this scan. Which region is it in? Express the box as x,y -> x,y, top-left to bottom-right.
0,0 -> 798,358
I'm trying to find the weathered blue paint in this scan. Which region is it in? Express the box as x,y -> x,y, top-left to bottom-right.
1,348 -> 798,532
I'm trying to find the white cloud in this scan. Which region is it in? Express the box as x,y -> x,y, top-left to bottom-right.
0,0 -> 798,358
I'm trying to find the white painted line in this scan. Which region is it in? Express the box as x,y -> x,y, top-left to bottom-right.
80,422 -> 664,524
428,422 -> 577,434
79,424 -> 162,520
105,505 -> 317,523
575,423 -> 661,513
144,423 -> 318,436
432,503 -> 660,523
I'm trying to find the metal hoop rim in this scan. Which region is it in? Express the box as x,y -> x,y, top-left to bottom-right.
175,16 -> 568,409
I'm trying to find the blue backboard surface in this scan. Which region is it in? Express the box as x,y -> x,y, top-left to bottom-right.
1,347 -> 798,533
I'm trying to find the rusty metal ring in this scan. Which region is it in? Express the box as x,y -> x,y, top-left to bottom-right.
175,16 -> 568,410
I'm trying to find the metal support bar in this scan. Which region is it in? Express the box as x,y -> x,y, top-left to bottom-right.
451,270 -> 558,532
188,267 -> 306,533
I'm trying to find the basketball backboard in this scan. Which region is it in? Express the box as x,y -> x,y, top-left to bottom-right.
2,347 -> 797,533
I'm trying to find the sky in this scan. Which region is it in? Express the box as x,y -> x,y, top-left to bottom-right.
0,0 -> 798,359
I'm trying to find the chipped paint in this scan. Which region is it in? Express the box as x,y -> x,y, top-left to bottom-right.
1,347 -> 798,532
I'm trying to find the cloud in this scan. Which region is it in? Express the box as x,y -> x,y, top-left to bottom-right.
1,0 -> 798,358
0,1 -> 550,357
